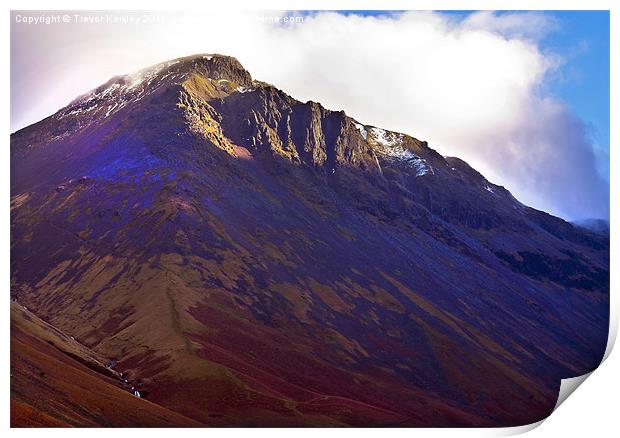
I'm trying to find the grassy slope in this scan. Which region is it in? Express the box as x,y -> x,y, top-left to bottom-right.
10,302 -> 204,427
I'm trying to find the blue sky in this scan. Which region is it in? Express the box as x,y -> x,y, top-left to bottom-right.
539,11 -> 610,180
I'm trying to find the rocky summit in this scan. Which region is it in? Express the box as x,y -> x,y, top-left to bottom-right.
10,54 -> 609,427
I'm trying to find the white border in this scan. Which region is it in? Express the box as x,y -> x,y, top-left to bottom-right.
3,1 -> 617,436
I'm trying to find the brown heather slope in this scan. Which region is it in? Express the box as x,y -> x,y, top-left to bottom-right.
10,302 -> 203,427
10,54 -> 609,427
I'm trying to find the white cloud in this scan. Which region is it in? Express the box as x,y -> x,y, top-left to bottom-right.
11,10 -> 609,220
461,10 -> 560,41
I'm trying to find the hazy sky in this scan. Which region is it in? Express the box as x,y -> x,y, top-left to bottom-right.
10,10 -> 610,221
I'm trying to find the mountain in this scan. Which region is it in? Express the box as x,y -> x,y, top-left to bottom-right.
10,54 -> 609,427
572,219 -> 610,236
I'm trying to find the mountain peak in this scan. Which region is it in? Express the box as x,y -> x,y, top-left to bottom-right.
128,53 -> 252,82
171,53 -> 253,86
75,53 -> 253,105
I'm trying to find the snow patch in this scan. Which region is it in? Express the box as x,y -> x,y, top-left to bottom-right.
105,103 -> 118,117
369,128 -> 433,176
354,122 -> 367,140
58,59 -> 184,124
370,127 -> 401,147
64,104 -> 99,117
100,83 -> 120,98
125,59 -> 180,90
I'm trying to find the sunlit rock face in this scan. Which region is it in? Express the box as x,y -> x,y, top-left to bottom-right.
10,54 -> 609,427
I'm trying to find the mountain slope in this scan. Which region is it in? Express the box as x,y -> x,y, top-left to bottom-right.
10,302 -> 203,427
10,54 -> 609,427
